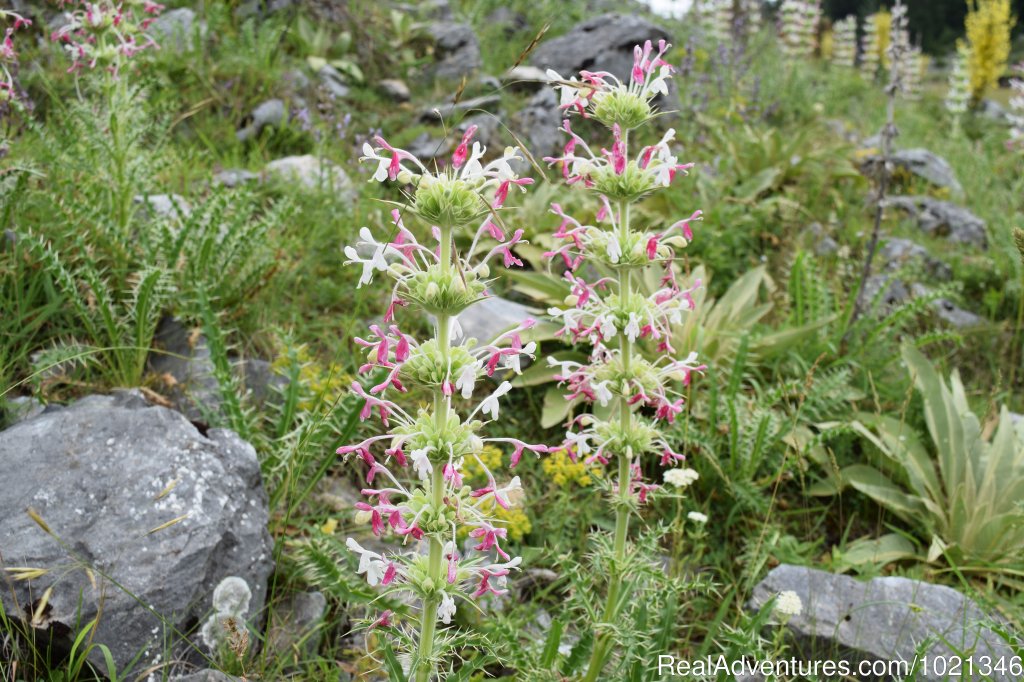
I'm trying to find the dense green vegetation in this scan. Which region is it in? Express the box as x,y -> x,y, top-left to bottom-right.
1,0 -> 1022,679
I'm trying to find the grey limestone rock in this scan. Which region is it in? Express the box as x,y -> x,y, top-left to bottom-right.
748,564 -> 1017,681
0,390 -> 274,674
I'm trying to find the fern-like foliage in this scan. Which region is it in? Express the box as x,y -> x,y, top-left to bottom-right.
142,189 -> 292,319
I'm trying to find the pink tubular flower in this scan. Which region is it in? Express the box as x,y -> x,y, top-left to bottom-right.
369,610 -> 393,630
452,125 -> 477,169
472,567 -> 510,598
610,124 -> 626,174
373,135 -> 413,181
469,523 -> 510,560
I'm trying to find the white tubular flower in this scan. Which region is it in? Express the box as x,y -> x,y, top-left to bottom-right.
411,447 -> 433,481
479,381 -> 512,421
599,316 -> 618,341
687,511 -> 709,524
343,227 -> 393,288
347,538 -> 388,586
564,429 -> 592,458
455,360 -> 480,399
437,593 -> 457,624
624,313 -> 642,342
592,380 -> 614,407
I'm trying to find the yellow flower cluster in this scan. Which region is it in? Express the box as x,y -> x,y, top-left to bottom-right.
542,450 -> 602,489
966,0 -> 1015,103
270,344 -> 352,410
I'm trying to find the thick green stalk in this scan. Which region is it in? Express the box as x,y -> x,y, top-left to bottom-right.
415,225 -> 454,682
415,465 -> 445,682
583,200 -> 635,682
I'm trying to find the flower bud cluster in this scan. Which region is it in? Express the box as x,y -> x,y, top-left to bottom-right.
50,1 -> 165,78
341,130 -> 545,654
543,41 -> 706,504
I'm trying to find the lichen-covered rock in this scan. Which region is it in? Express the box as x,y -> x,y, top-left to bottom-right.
379,78 -> 411,102
501,65 -> 550,92
420,94 -> 501,122
171,671 -> 244,682
864,276 -> 983,329
317,65 -> 350,99
879,236 -> 952,280
511,89 -> 562,167
0,390 -> 274,675
149,8 -> 197,53
749,565 -> 1016,681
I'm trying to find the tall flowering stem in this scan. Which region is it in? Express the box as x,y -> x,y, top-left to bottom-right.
545,41 -> 706,681
945,41 -> 972,130
847,0 -> 910,338
342,128 -> 542,681
831,16 -> 858,69
49,0 -> 165,237
779,0 -> 821,59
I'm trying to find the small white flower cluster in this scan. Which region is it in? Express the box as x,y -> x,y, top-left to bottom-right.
779,0 -> 821,59
663,467 -> 699,489
945,42 -> 972,122
687,511 -> 709,524
774,589 -> 803,618
831,16 -> 858,69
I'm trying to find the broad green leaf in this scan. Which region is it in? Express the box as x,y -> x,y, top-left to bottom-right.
841,533 -> 918,567
541,386 -> 575,428
841,464 -> 929,520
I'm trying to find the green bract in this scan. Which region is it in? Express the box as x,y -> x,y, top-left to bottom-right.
405,487 -> 461,535
398,263 -> 488,316
595,415 -> 659,458
587,228 -> 649,268
403,552 -> 478,596
401,340 -> 478,389
593,354 -> 662,398
412,175 -> 488,228
604,290 -> 657,330
593,90 -> 653,131
591,161 -> 660,203
395,408 -> 483,464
